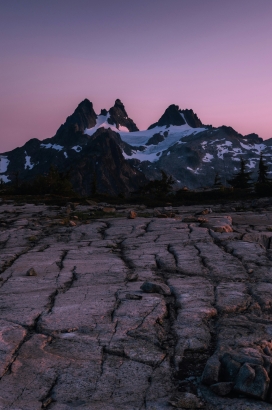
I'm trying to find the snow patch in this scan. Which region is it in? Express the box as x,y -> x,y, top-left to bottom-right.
41,143 -> 63,151
180,113 -> 187,123
187,166 -> 201,174
240,142 -> 266,153
0,156 -> 9,173
64,152 -> 68,158
203,153 -> 214,163
72,145 -> 82,152
24,152 -> 34,170
247,159 -> 257,169
122,150 -> 162,163
216,145 -> 230,160
0,175 -> 10,183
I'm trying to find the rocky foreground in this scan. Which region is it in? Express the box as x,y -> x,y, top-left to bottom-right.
1,199 -> 272,409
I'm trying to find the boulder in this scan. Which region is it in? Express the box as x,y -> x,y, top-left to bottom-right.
210,382 -> 234,396
202,355 -> 221,385
202,216 -> 233,233
234,363 -> 270,400
221,353 -> 241,382
140,281 -> 171,295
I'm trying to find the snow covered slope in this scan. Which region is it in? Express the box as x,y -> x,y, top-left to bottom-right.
85,114 -> 206,162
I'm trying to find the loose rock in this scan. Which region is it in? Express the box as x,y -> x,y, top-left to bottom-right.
234,363 -> 270,400
140,281 -> 171,295
169,392 -> 204,408
26,268 -> 37,276
128,210 -> 137,219
210,382 -> 234,396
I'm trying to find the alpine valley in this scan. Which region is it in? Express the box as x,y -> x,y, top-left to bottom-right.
1,99 -> 271,196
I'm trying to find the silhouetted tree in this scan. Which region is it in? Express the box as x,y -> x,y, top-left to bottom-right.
227,158 -> 252,189
141,170 -> 175,197
257,153 -> 270,183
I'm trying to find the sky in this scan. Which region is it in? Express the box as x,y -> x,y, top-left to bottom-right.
0,0 -> 272,153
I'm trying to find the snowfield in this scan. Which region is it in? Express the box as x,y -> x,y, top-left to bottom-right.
85,113 -> 206,163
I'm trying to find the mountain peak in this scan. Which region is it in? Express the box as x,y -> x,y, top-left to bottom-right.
180,109 -> 203,128
108,99 -> 139,131
148,105 -> 204,129
148,104 -> 186,129
56,99 -> 97,135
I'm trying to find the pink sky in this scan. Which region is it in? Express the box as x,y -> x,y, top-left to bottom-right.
0,0 -> 272,153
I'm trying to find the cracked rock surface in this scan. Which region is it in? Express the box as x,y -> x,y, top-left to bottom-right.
1,200 -> 272,409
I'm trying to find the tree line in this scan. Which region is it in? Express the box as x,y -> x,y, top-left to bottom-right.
224,153 -> 271,193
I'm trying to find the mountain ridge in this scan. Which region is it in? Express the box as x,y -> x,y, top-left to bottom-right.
0,98 -> 271,195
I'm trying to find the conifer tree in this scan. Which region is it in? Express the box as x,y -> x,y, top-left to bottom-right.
227,157 -> 252,189
257,153 -> 270,183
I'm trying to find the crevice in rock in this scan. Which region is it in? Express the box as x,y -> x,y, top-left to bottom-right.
0,335 -> 28,378
98,221 -> 111,240
56,250 -> 68,270
111,291 -> 121,322
40,376 -> 58,408
62,266 -> 78,293
0,246 -> 31,275
46,290 -> 59,315
167,244 -> 178,269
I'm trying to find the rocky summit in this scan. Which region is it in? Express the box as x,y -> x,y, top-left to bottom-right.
0,99 -> 272,196
2,198 -> 272,408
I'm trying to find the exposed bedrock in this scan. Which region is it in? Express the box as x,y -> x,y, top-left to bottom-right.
1,201 -> 272,408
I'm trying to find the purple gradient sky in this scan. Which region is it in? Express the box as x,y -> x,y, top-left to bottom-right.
0,0 -> 272,153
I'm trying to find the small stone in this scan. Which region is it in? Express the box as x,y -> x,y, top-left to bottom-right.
103,207 -> 116,213
86,199 -> 97,205
127,273 -> 138,282
195,208 -> 212,216
140,281 -> 171,295
157,213 -> 168,218
128,210 -> 137,219
210,382 -> 234,396
248,269 -> 254,274
69,220 -> 77,227
26,268 -> 37,277
169,392 -> 204,408
72,215 -> 79,220
42,397 -> 53,408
